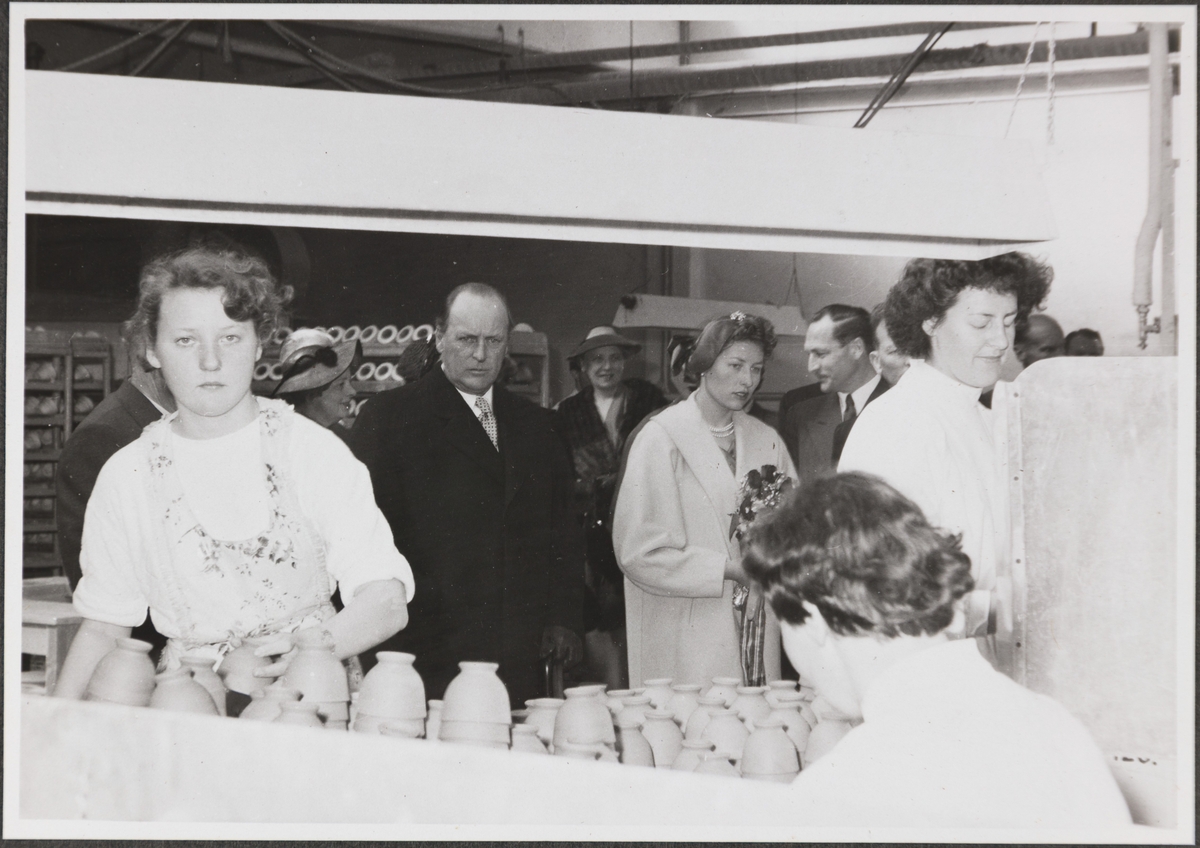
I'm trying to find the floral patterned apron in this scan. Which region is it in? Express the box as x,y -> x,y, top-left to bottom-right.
142,399 -> 344,676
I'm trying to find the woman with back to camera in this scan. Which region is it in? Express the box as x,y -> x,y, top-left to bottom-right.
612,312 -> 796,688
54,238 -> 414,706
273,328 -> 361,442
838,252 -> 1052,649
741,472 -> 1130,828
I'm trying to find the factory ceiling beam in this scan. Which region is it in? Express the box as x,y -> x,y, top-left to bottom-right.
479,30 -> 1177,105
76,19 -> 319,69
294,19 -> 540,57
385,20 -> 1025,82
25,71 -> 1057,260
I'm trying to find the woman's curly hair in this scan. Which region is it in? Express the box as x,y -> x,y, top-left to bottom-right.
884,252 -> 1053,359
125,235 -> 292,361
741,472 -> 974,638
684,311 -> 778,381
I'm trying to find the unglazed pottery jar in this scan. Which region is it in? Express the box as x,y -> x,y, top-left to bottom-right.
180,656 -> 227,715
510,724 -> 549,755
731,686 -> 772,727
700,708 -> 750,762
702,677 -> 741,707
278,630 -> 350,702
683,695 -> 727,741
764,679 -> 798,708
768,692 -> 812,755
275,700 -> 325,728
640,709 -> 683,769
554,742 -> 604,761
615,694 -> 653,728
671,738 -> 715,771
218,635 -> 277,695
368,716 -> 424,737
694,751 -> 740,778
85,638 -> 156,706
149,669 -> 220,715
664,684 -> 702,728
641,678 -> 674,710
439,719 -> 511,747
355,651 -> 426,734
604,689 -> 636,716
239,686 -> 300,722
554,686 -> 615,749
740,715 -> 800,781
614,715 -> 655,767
312,699 -> 350,730
523,698 -> 563,748
357,651 -> 426,721
441,662 -> 512,726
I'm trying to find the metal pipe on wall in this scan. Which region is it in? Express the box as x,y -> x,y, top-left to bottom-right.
484,31 -> 1166,105
1159,37 -> 1177,355
1133,23 -> 1168,349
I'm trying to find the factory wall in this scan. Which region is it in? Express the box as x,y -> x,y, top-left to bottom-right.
684,80 -> 1184,382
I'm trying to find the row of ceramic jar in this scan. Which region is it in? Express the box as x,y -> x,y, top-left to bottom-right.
25,497 -> 55,515
25,360 -> 61,383
268,325 -> 435,347
511,678 -> 847,780
25,395 -> 64,416
24,462 -> 56,480
25,394 -> 96,416
25,429 -> 57,451
23,360 -> 102,383
81,631 -> 353,728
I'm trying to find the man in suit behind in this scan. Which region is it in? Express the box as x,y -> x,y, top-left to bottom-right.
57,355 -> 174,591
348,283 -> 584,706
56,346 -> 175,656
778,304 -> 889,481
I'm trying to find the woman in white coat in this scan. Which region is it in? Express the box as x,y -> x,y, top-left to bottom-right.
613,312 -> 796,688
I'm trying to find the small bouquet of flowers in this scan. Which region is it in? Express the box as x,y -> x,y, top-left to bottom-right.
730,465 -> 795,686
732,465 -> 795,543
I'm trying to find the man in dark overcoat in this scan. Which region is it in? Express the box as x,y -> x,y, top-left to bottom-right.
348,283 -> 584,706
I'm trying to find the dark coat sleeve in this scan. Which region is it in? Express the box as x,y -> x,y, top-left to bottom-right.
345,395 -> 383,473
56,421 -> 140,591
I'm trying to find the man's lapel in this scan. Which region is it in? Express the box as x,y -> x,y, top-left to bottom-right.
493,389 -> 528,506
431,369 -> 505,485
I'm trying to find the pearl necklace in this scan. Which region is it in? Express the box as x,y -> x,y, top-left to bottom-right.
708,420 -> 735,438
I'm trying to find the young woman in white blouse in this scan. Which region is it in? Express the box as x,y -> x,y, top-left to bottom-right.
838,252 -> 1052,645
54,239 -> 414,700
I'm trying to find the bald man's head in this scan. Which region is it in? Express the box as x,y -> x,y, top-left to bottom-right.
1015,313 -> 1065,367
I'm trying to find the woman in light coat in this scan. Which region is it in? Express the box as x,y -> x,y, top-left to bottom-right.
613,313 -> 796,688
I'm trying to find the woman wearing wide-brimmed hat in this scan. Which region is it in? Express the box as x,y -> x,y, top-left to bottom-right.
555,326 -> 666,689
274,328 -> 362,441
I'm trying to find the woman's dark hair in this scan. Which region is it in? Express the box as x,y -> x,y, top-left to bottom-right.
125,235 -> 291,363
741,472 -> 974,638
685,312 -> 777,381
884,252 -> 1053,359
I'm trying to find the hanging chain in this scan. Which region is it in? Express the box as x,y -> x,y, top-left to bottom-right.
1046,23 -> 1057,146
1004,22 -> 1042,138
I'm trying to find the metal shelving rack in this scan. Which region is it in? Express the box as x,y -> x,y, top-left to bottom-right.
23,336 -> 113,577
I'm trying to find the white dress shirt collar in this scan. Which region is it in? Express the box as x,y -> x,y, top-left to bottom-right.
443,365 -> 495,419
838,373 -> 882,419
